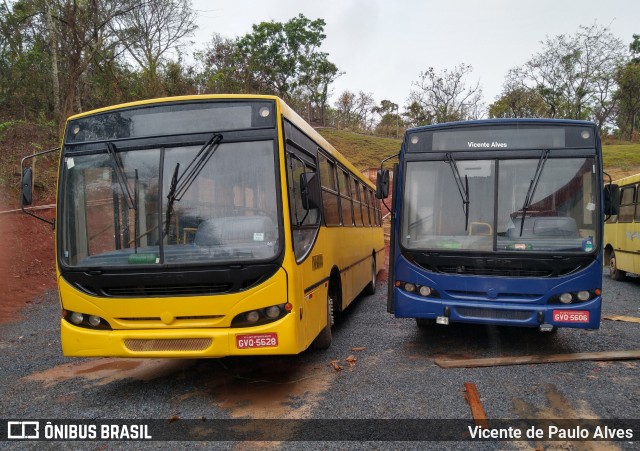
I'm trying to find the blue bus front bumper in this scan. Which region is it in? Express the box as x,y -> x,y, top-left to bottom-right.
395,289 -> 602,329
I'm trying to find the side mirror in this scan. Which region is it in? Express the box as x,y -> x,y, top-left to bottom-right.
19,147 -> 59,228
21,167 -> 33,206
376,169 -> 389,199
300,172 -> 320,210
604,184 -> 620,216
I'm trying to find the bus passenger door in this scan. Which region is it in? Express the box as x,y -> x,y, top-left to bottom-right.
285,144 -> 322,346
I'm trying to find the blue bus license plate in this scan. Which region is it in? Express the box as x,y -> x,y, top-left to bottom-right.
553,310 -> 590,323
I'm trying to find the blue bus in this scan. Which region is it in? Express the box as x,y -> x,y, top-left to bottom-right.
376,119 -> 615,331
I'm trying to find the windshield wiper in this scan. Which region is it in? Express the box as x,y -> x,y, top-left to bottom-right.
106,142 -> 141,252
444,153 -> 470,231
518,149 -> 550,237
165,133 -> 223,237
106,142 -> 136,211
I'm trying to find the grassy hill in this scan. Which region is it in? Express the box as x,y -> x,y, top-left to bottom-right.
602,144 -> 640,180
317,128 -> 401,171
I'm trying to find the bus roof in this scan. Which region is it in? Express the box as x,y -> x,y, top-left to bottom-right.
405,118 -> 597,134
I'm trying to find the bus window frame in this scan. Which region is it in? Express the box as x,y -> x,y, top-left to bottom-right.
618,184 -> 636,223
318,151 -> 341,227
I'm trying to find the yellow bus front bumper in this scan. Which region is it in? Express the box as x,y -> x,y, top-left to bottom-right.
61,313 -> 302,358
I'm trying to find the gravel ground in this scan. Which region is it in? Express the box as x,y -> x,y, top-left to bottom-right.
0,271 -> 638,450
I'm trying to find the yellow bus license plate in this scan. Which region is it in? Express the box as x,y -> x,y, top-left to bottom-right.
236,333 -> 278,349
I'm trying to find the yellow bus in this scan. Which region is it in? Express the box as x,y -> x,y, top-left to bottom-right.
604,172 -> 640,280
21,95 -> 385,357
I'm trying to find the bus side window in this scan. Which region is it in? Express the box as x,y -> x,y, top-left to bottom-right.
351,176 -> 363,226
618,186 -> 635,223
635,184 -> 640,222
318,153 -> 341,226
339,169 -> 353,226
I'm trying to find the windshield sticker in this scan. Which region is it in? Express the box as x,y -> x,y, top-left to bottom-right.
66,158 -> 75,169
254,233 -> 265,242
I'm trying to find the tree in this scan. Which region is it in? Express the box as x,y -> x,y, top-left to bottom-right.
195,34 -> 252,94
489,69 -> 549,118
408,63 -> 484,124
630,33 -> 640,62
402,100 -> 432,127
512,23 -> 627,132
353,91 -> 376,131
331,90 -> 375,131
115,0 -> 197,98
614,36 -> 640,139
0,0 -> 54,119
372,99 -> 402,136
298,52 -> 341,125
334,90 -> 356,129
236,13 -> 340,109
40,0 -> 140,126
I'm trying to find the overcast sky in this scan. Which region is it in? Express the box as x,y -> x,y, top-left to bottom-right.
190,0 -> 639,111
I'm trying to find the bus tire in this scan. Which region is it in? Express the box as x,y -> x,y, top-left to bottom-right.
364,255 -> 377,295
609,251 -> 626,281
312,289 -> 334,350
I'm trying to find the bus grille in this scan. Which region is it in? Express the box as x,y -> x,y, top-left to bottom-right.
100,283 -> 232,297
124,338 -> 212,352
438,265 -> 552,277
456,307 -> 532,321
446,290 -> 541,300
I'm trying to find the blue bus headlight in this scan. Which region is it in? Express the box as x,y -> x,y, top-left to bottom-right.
396,280 -> 439,298
550,289 -> 599,304
559,293 -> 573,304
576,291 -> 590,301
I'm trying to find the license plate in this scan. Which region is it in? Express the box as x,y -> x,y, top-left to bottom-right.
552,310 -> 590,323
236,333 -> 278,349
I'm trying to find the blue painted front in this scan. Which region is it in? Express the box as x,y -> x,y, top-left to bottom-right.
393,254 -> 602,329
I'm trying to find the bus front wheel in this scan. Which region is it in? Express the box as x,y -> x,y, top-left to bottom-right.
312,289 -> 334,350
609,251 -> 627,281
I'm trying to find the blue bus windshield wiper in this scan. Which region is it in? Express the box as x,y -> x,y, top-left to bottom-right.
444,153 -> 470,231
165,133 -> 223,237
518,149 -> 550,237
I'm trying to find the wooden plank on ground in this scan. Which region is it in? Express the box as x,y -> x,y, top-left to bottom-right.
463,382 -> 489,429
435,350 -> 640,369
603,315 -> 640,324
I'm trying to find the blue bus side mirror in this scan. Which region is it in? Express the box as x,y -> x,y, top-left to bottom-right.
21,167 -> 33,206
376,169 -> 389,199
604,184 -> 620,216
300,172 -> 320,210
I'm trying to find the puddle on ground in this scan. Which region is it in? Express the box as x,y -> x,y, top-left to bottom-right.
513,383 -> 620,451
24,358 -> 197,387
197,358 -> 334,420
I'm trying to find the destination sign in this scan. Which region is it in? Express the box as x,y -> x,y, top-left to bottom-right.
407,123 -> 596,152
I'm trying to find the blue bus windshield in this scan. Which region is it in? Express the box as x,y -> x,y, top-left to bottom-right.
402,157 -> 597,253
